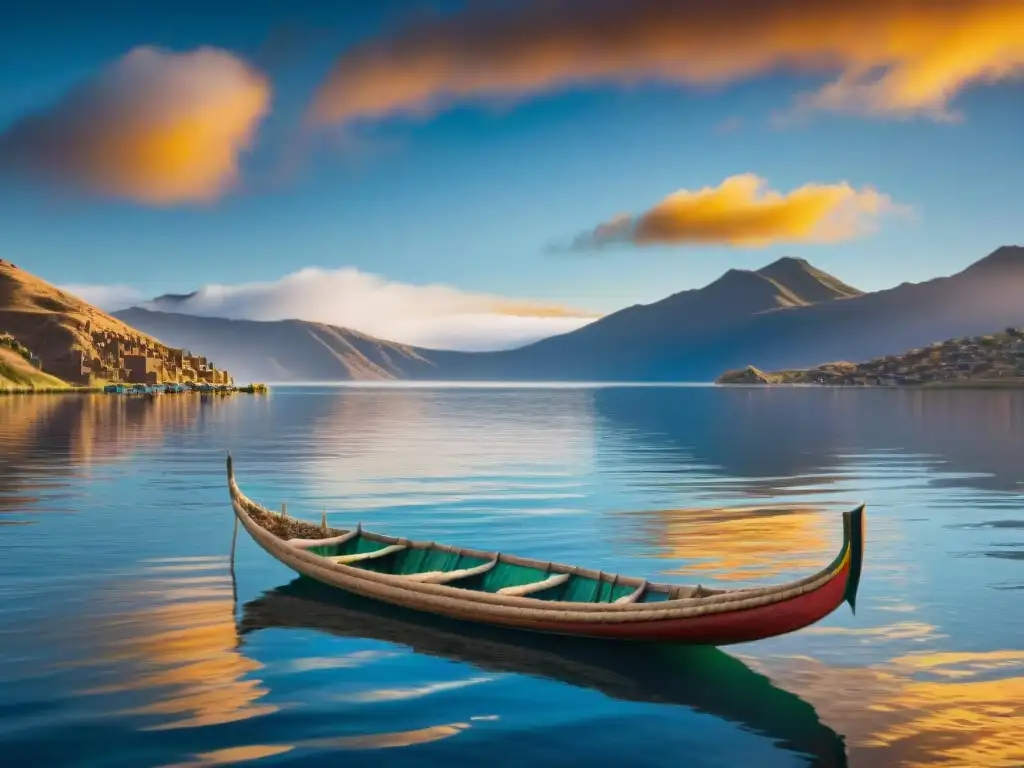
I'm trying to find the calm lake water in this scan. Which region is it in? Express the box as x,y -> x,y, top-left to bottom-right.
1,385 -> 1021,767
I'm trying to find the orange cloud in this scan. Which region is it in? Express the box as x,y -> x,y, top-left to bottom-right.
0,47 -> 270,204
309,0 -> 1024,127
574,174 -> 897,249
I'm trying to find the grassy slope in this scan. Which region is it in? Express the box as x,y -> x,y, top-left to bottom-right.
0,261 -> 180,380
0,347 -> 70,390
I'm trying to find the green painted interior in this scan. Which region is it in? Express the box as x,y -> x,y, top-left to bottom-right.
306,534 -> 651,603
639,589 -> 672,603
477,561 -> 549,593
393,547 -> 490,576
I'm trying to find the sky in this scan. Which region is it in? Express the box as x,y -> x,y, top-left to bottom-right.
1,0 -> 1022,350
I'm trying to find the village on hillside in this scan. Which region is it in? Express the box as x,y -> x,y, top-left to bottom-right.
3,326 -> 234,387
718,328 -> 1024,387
1,257 -> 234,389
51,325 -> 234,387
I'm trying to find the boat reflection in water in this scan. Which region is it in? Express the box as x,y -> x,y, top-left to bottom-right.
239,577 -> 850,767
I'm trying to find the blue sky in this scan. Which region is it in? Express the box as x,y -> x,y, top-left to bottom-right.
1,0 -> 1022,348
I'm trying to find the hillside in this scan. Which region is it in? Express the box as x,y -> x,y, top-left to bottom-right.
112,308 -> 467,382
756,257 -> 862,303
0,260 -> 233,386
411,255 -> 870,381
0,346 -> 69,390
110,246 -> 1024,383
717,327 -> 1024,387
414,246 -> 1024,382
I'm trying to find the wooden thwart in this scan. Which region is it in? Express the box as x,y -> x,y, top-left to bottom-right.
614,580 -> 647,604
497,572 -> 570,597
288,528 -> 360,549
402,558 -> 498,585
330,544 -> 406,565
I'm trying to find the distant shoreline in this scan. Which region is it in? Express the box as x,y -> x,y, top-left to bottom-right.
0,383 -> 270,396
715,380 -> 1024,390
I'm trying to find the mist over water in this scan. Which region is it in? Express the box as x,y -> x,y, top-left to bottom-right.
0,386 -> 1021,767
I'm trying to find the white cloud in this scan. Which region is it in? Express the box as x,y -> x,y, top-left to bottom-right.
60,283 -> 145,310
133,267 -> 597,351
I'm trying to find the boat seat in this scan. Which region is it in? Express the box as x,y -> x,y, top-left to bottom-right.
672,584 -> 714,599
402,558 -> 497,585
497,572 -> 570,597
614,580 -> 647,604
329,544 -> 406,565
288,528 -> 360,549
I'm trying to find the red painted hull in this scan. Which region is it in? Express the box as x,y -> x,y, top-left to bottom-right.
496,559 -> 851,644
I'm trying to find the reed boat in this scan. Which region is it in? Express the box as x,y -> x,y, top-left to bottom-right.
227,455 -> 864,644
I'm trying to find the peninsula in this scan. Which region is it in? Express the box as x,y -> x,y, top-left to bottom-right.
717,328 -> 1024,387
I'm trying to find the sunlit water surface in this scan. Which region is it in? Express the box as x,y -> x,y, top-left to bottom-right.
0,386 -> 1021,767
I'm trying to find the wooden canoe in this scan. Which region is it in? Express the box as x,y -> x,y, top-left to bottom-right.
227,454 -> 865,645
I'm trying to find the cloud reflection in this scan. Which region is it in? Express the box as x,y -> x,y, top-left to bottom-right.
749,649 -> 1024,767
636,503 -> 844,584
74,556 -> 276,731
0,394 -> 214,516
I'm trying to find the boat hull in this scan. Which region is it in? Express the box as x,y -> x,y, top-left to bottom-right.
260,543 -> 853,644
230,475 -> 865,646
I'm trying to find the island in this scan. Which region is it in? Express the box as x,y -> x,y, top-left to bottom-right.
717,327 -> 1024,388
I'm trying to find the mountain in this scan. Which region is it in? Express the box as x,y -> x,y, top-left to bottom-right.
149,291 -> 197,306
415,246 -> 1021,381
113,246 -> 1024,383
680,245 -> 1024,379
755,257 -> 862,303
0,259 -> 232,386
111,308 -> 464,382
116,256 -> 858,383
404,255 -> 869,381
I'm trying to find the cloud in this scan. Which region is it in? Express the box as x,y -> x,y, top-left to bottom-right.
573,174 -> 899,249
0,46 -> 270,204
59,283 -> 145,310
309,0 -> 1024,127
139,267 -> 599,351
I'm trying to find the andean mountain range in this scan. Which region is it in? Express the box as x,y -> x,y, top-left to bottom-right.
113,246 -> 1024,383
3,246 -> 1023,385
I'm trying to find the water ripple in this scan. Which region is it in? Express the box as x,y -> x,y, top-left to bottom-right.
0,386 -> 1021,767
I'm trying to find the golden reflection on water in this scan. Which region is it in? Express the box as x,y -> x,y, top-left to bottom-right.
76,556 -> 277,731
801,621 -> 943,643
0,394 -> 206,465
640,503 -> 844,582
747,649 -> 1024,768
0,395 -> 217,517
77,554 -> 500,764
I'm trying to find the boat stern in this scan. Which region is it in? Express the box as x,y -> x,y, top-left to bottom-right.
842,504 -> 866,614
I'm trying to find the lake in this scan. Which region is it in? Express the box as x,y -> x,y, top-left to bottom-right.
0,385 -> 1021,767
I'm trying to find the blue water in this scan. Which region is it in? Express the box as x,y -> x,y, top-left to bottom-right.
0,385 -> 1021,767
